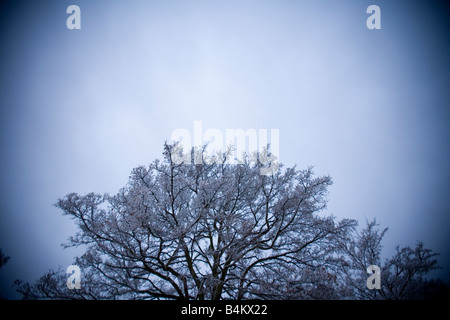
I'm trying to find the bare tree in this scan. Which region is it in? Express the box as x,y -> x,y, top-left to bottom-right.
337,219 -> 387,299
16,143 -> 446,300
338,220 -> 443,300
381,242 -> 440,299
16,143 -> 355,300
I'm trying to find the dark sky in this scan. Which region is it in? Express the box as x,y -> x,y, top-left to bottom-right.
0,0 -> 449,299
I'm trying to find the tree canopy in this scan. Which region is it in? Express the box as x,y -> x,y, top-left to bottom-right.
15,143 -> 447,300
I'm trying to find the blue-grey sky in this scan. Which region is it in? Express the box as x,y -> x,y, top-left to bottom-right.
1,0 -> 449,299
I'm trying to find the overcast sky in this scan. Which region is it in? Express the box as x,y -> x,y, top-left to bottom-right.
0,0 -> 449,299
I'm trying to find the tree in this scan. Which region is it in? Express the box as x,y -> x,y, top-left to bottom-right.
16,143 -> 447,300
381,242 -> 441,299
338,220 -> 446,300
16,142 -> 356,300
337,219 -> 388,299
